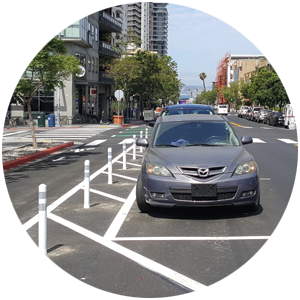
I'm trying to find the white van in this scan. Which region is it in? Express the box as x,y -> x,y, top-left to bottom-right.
283,104 -> 296,129
217,104 -> 228,115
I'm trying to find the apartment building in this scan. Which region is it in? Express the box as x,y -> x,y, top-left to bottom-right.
54,6 -> 125,123
227,54 -> 269,86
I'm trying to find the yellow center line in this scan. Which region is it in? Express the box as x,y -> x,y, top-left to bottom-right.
230,122 -> 243,127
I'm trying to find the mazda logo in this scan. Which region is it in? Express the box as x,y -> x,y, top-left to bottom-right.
198,168 -> 210,178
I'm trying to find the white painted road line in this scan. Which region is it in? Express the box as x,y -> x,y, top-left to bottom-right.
85,140 -> 106,146
252,138 -> 266,143
119,138 -> 133,144
277,138 -> 297,144
115,161 -> 142,167
48,212 -> 205,291
88,188 -> 127,202
104,186 -> 136,239
127,153 -> 143,157
3,130 -> 29,136
112,236 -> 270,241
101,171 -> 137,181
23,146 -> 134,230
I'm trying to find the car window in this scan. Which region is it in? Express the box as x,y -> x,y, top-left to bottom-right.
153,121 -> 240,147
162,109 -> 213,116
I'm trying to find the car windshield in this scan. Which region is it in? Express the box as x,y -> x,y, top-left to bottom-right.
153,120 -> 240,147
162,108 -> 214,116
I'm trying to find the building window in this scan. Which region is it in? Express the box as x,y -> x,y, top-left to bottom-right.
92,57 -> 94,72
95,59 -> 98,73
92,25 -> 94,40
88,55 -> 91,71
95,27 -> 98,41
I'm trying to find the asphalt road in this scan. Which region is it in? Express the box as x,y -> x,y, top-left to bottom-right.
3,115 -> 298,298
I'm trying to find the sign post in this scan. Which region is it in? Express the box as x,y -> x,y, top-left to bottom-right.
114,90 -> 124,124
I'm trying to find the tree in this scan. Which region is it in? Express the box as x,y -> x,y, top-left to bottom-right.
108,50 -> 181,115
195,87 -> 218,105
2,2 -> 80,148
272,45 -> 279,75
199,72 -> 207,90
222,82 -> 242,110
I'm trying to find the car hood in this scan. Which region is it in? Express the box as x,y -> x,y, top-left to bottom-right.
145,146 -> 252,174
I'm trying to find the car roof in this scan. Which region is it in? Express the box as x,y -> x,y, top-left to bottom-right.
164,104 -> 213,110
158,114 -> 227,123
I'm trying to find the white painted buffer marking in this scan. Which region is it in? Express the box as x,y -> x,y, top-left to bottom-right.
47,212 -> 205,291
85,140 -> 106,146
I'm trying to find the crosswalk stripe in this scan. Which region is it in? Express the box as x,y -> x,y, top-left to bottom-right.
85,140 -> 106,146
277,139 -> 297,144
252,138 -> 266,143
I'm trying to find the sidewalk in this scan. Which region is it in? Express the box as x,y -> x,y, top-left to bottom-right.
3,118 -> 145,130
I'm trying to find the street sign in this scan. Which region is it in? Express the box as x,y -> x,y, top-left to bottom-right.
114,90 -> 124,102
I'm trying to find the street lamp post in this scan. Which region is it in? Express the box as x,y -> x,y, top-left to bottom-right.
56,32 -> 61,127
267,4 -> 298,9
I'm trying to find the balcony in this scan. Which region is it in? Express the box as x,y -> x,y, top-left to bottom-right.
115,5 -> 124,14
99,71 -> 114,84
99,11 -> 122,33
99,41 -> 120,58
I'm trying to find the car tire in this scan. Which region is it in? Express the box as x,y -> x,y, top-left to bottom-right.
248,195 -> 260,212
136,174 -> 154,213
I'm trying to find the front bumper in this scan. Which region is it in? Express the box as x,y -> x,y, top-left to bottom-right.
141,172 -> 260,208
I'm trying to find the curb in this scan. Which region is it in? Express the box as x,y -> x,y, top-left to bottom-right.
3,142 -> 74,171
122,123 -> 138,128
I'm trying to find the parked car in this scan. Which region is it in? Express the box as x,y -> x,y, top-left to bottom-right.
136,114 -> 260,213
263,111 -> 274,124
238,106 -> 249,118
245,108 -> 253,120
268,112 -> 285,126
249,107 -> 262,121
255,109 -> 271,123
160,104 -> 215,116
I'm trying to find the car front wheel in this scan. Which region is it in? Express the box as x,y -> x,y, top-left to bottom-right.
136,174 -> 154,213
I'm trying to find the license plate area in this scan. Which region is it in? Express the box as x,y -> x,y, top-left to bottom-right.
191,184 -> 217,197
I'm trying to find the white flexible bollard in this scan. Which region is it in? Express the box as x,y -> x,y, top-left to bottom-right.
133,134 -> 136,160
140,130 -> 143,152
108,147 -> 113,184
123,141 -> 126,170
39,184 -> 47,255
145,127 -> 148,139
84,160 -> 90,208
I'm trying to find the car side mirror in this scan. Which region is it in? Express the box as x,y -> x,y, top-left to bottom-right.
241,136 -> 253,145
149,121 -> 156,127
136,138 -> 148,147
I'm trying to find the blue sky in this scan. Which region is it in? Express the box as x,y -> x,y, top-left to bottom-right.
167,4 -> 263,87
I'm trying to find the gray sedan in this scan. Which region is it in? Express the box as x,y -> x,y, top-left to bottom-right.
136,115 -> 260,213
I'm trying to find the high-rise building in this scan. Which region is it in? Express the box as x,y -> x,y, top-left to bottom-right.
127,2 -> 168,57
150,3 -> 168,56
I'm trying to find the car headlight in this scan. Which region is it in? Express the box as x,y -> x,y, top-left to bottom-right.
234,161 -> 258,176
146,163 -> 172,177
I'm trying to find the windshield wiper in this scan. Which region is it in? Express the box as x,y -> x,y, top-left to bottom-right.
185,143 -> 226,147
154,144 -> 180,147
